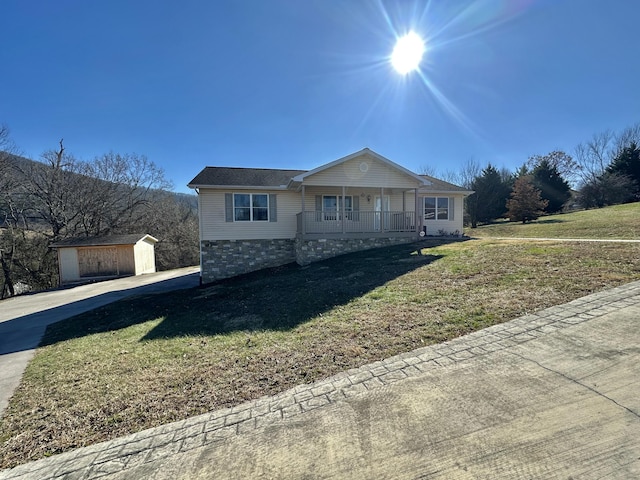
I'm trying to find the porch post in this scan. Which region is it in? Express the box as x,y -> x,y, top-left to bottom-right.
380,187 -> 384,232
342,186 -> 346,234
301,185 -> 306,235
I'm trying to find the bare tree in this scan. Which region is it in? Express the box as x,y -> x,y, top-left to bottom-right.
527,150 -> 579,186
0,125 -> 20,298
138,192 -> 199,270
418,164 -> 439,177
574,123 -> 640,208
450,157 -> 481,189
614,123 -> 640,154
73,152 -> 173,237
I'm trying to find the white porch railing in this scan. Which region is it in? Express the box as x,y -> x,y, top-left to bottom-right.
296,211 -> 417,236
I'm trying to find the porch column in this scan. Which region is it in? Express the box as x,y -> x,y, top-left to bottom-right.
342,186 -> 346,234
301,185 -> 306,235
380,187 -> 384,232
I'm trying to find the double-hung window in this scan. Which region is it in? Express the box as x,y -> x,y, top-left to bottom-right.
234,193 -> 269,222
424,197 -> 449,220
323,195 -> 353,220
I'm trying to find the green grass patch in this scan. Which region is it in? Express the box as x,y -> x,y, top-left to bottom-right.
472,202 -> 640,239
1,234 -> 640,468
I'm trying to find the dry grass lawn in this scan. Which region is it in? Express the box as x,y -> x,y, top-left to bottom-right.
472,202 -> 640,239
1,204 -> 640,468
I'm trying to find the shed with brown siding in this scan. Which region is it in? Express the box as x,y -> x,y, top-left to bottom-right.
50,234 -> 158,285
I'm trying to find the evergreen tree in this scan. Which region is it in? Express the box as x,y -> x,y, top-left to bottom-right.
507,176 -> 548,223
532,159 -> 572,213
467,164 -> 512,227
606,142 -> 640,201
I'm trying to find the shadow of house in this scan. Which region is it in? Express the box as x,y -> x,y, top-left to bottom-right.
33,240 -> 460,348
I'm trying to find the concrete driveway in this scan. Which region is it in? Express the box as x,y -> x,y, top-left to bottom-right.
1,279 -> 638,479
0,266 -> 200,415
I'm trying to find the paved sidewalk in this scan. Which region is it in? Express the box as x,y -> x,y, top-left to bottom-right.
1,280 -> 639,479
0,267 -> 200,415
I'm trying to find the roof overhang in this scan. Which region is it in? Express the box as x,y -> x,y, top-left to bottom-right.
188,184 -> 289,191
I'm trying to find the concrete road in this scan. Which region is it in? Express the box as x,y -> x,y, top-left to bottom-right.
0,267 -> 200,415
2,280 -> 638,480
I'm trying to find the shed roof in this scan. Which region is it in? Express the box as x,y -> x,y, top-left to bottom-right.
50,234 -> 158,248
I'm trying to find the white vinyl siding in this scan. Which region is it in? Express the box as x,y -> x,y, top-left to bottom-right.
303,188 -> 406,213
406,192 -> 466,235
199,189 -> 300,240
302,157 -> 421,189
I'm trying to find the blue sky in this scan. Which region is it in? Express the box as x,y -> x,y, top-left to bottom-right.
2,0 -> 639,192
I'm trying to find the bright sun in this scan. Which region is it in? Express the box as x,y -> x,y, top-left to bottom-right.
391,31 -> 425,75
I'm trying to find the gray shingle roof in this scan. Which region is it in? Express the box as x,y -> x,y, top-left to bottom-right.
50,234 -> 157,248
188,167 -> 307,188
419,175 -> 473,193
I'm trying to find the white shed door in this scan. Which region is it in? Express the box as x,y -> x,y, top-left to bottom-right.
78,247 -> 118,278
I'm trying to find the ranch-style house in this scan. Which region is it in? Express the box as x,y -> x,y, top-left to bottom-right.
188,148 -> 472,284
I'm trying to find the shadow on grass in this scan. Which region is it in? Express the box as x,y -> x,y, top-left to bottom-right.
40,240 -> 458,346
534,219 -> 564,225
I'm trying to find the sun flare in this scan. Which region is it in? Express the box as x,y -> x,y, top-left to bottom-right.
391,31 -> 425,74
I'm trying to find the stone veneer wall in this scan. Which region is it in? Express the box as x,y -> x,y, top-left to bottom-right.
201,236 -> 420,283
294,236 -> 418,266
200,239 -> 296,283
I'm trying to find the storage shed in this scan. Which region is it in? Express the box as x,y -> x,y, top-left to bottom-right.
51,234 -> 158,285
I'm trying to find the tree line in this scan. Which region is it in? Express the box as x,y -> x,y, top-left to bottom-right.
0,126 -> 199,298
440,122 -> 640,226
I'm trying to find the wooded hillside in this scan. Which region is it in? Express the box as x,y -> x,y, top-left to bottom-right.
0,134 -> 198,298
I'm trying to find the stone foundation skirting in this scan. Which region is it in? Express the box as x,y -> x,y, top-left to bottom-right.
200,239 -> 296,283
201,236 -> 420,283
294,236 -> 417,266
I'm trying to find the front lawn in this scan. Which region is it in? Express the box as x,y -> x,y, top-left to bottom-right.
471,202 -> 640,239
1,235 -> 639,468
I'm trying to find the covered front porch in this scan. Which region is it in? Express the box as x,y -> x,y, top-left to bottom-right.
296,210 -> 418,239
295,185 -> 421,240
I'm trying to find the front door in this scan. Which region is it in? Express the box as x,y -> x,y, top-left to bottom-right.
374,195 -> 390,231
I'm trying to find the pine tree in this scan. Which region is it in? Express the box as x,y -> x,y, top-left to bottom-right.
606,142 -> 640,201
467,164 -> 512,227
507,176 -> 548,223
532,159 -> 572,213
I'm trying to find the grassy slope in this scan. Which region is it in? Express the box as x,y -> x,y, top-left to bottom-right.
471,202 -> 640,239
1,204 -> 640,468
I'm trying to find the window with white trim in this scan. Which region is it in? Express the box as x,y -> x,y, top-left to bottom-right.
234,193 -> 269,221
424,197 -> 449,220
323,195 -> 353,220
